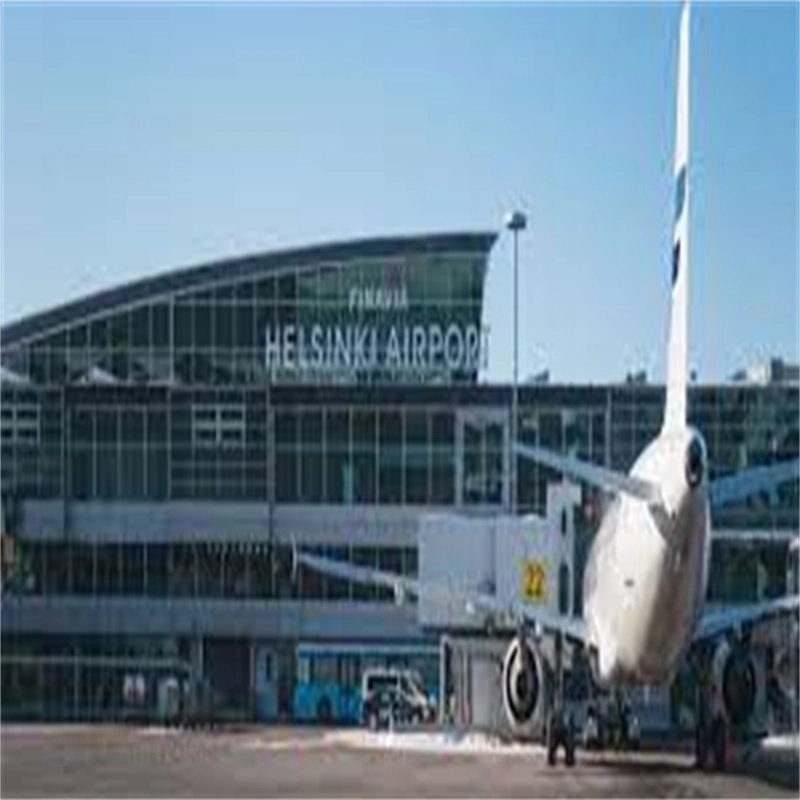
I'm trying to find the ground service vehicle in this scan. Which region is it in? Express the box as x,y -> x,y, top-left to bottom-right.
361,668 -> 435,729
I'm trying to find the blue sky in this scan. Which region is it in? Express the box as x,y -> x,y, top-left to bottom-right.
1,1 -> 797,384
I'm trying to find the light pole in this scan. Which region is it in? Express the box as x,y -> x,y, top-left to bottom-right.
505,209 -> 527,515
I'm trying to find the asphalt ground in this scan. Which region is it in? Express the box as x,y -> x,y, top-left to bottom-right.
1,723 -> 798,798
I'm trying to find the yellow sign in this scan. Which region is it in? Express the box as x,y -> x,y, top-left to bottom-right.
521,559 -> 547,602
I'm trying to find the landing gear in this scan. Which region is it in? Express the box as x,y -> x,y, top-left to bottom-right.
611,689 -> 640,751
692,651 -> 727,771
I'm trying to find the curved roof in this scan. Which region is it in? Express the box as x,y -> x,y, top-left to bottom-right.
2,231 -> 497,347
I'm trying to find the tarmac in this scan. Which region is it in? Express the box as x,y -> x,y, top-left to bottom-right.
1,723 -> 798,798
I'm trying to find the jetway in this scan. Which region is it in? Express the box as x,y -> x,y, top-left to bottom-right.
419,481 -> 581,632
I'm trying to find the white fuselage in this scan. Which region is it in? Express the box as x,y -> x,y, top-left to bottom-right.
583,426 -> 711,687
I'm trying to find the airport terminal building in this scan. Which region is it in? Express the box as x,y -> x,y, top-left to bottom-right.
1,232 -> 797,724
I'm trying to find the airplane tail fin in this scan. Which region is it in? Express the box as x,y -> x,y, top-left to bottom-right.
663,1 -> 690,432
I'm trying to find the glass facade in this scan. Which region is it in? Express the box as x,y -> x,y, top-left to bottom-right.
1,234 -> 493,389
4,540 -> 418,604
2,383 -> 796,598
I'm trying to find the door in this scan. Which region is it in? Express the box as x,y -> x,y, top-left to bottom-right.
254,645 -> 278,721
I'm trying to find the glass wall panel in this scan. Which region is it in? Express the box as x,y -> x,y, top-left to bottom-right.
378,410 -> 402,504
146,544 -> 169,597
147,447 -> 168,500
109,313 -> 129,350
90,318 -> 108,349
71,409 -> 93,444
378,448 -> 402,504
197,543 -> 222,597
301,410 -> 322,447
120,447 -> 145,498
278,274 -> 296,304
223,545 -> 249,598
71,544 -> 94,595
121,544 -> 144,594
276,448 -> 297,502
169,544 -> 195,597
69,323 -> 88,348
152,303 -> 169,348
215,305 -> 234,348
71,448 -> 94,499
96,410 -> 117,443
96,545 -> 120,595
326,449 -> 351,504
174,305 -> 192,348
250,547 -> 273,598
299,450 -> 323,503
43,542 -> 70,594
353,450 -> 376,504
275,411 -> 297,445
326,410 -> 349,448
194,304 -> 212,348
405,444 -> 428,505
96,448 -> 118,499
131,306 -> 150,348
431,447 -> 454,505
236,306 -> 254,348
121,409 -> 144,443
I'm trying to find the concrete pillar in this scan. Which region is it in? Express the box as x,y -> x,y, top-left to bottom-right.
439,636 -> 448,724
73,654 -> 80,720
470,655 -> 499,732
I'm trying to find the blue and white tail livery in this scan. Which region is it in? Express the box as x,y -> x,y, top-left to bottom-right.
664,1 -> 690,433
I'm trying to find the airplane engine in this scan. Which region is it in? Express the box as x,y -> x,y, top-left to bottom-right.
711,639 -> 765,729
501,634 -> 548,737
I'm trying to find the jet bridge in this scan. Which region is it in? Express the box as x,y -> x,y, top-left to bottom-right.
418,481 -> 581,632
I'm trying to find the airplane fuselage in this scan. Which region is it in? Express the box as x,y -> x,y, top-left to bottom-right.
583,426 -> 711,687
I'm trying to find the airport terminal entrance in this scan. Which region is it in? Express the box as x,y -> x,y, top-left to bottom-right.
203,638 -> 250,720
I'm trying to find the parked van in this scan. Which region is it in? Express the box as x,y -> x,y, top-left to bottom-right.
360,668 -> 434,729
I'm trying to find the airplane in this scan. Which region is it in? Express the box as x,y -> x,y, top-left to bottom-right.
294,1 -> 799,770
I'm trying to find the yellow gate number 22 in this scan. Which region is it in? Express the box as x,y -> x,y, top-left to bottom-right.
521,560 -> 547,602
